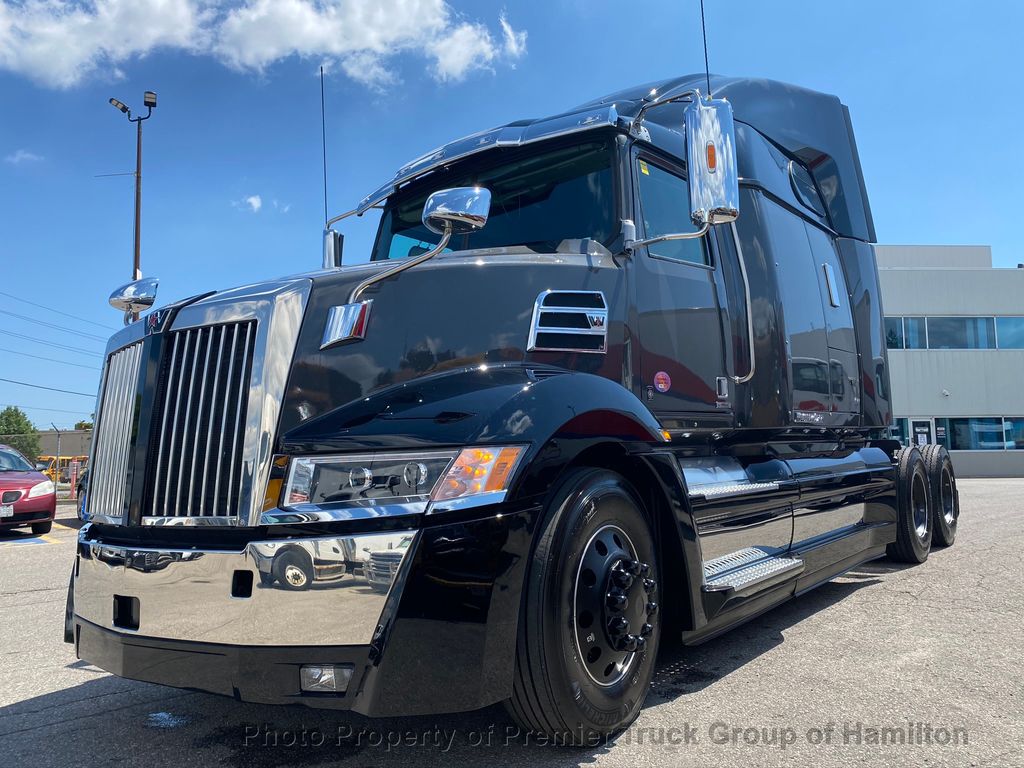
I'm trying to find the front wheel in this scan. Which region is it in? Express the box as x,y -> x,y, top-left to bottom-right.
273,550 -> 313,590
505,468 -> 661,744
31,521 -> 52,535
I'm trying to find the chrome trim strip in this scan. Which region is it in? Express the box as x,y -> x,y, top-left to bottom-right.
150,332 -> 179,516
141,515 -> 240,527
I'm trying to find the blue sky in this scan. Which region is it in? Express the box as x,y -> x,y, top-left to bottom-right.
1,0 -> 1022,429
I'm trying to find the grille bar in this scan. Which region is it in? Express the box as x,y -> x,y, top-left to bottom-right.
88,342 -> 144,520
144,321 -> 255,519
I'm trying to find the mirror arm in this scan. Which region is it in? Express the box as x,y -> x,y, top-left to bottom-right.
348,225 -> 453,304
629,88 -> 701,137
624,221 -> 710,253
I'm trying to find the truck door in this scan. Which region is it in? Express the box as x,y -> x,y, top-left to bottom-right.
631,154 -> 730,428
803,222 -> 860,422
760,198 -> 832,422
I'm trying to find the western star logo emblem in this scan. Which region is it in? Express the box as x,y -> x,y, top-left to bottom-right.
587,314 -> 605,328
146,309 -> 168,335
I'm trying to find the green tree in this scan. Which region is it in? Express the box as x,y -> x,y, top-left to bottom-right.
0,406 -> 41,460
74,420 -> 94,431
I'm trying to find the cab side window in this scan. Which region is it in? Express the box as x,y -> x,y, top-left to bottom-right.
636,159 -> 708,265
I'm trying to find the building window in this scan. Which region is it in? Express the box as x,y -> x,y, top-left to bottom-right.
996,317 -> 1024,349
890,417 -> 910,446
926,316 -> 996,349
884,317 -> 904,349
935,417 -> 1006,450
1004,418 -> 1024,450
904,317 -> 927,349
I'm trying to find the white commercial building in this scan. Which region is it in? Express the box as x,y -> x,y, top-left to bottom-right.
877,245 -> 1024,476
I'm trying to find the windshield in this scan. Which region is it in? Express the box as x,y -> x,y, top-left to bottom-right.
371,140 -> 616,261
0,447 -> 33,472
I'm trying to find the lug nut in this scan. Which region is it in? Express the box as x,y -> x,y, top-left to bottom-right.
611,565 -> 634,590
640,622 -> 653,637
624,559 -> 642,576
638,562 -> 651,576
623,635 -> 639,652
607,616 -> 629,637
643,578 -> 657,594
635,635 -> 647,652
646,601 -> 658,616
606,590 -> 628,613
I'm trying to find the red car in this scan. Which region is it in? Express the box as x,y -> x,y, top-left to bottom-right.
0,444 -> 56,534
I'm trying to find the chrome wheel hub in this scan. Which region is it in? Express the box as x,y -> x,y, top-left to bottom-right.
573,524 -> 657,687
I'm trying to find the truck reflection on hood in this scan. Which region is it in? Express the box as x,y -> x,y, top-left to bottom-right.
251,533 -> 413,592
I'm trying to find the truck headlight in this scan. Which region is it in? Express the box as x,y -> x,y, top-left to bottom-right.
282,446 -> 525,510
28,480 -> 55,498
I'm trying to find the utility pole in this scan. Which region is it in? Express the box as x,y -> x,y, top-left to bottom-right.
50,423 -> 61,487
109,91 -> 157,320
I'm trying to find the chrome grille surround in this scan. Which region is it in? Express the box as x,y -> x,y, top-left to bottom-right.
86,341 -> 144,523
84,277 -> 311,528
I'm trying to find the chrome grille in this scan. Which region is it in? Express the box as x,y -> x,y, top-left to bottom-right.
143,321 -> 255,521
88,342 -> 144,521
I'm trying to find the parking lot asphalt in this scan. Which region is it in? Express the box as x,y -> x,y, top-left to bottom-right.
1,478 -> 1021,768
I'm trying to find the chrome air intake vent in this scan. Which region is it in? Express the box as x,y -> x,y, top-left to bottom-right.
527,290 -> 608,353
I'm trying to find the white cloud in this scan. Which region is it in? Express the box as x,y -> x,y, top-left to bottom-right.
0,0 -> 205,89
244,194 -> 262,212
4,149 -> 43,164
0,1 -> 527,90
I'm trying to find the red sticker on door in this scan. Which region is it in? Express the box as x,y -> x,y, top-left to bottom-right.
653,371 -> 672,392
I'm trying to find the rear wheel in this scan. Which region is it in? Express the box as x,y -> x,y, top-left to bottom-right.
886,447 -> 932,563
505,468 -> 661,744
922,444 -> 958,547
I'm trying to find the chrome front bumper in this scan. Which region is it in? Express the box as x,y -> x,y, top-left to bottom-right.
73,528 -> 416,646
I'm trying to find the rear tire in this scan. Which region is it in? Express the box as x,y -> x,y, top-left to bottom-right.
505,468 -> 661,744
921,444 -> 958,547
886,446 -> 932,563
31,521 -> 52,535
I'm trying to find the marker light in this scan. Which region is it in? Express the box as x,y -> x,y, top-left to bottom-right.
706,141 -> 717,173
432,446 -> 525,501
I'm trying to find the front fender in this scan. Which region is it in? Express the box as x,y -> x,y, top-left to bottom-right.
279,364 -> 663,454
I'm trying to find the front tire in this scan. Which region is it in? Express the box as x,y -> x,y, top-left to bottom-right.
31,521 -> 52,535
505,468 -> 661,744
273,550 -> 313,590
886,447 -> 932,563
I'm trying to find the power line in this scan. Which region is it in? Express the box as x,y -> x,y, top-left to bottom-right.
0,403 -> 93,416
0,309 -> 108,342
0,328 -> 103,357
0,346 -> 101,371
0,290 -> 115,331
0,377 -> 95,397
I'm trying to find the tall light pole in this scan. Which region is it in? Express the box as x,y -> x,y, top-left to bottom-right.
109,91 -> 157,319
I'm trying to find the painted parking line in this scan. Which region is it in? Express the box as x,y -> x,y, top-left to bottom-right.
0,532 -> 67,547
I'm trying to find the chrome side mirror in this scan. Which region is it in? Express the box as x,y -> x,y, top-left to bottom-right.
109,277 -> 159,325
422,187 -> 491,236
684,96 -> 740,226
323,229 -> 344,269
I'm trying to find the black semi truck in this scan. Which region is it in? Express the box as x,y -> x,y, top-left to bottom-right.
68,74 -> 959,742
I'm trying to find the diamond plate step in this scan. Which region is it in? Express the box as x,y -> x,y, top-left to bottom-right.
702,550 -> 804,595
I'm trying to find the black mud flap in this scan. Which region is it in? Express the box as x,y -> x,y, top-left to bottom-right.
64,569 -> 75,644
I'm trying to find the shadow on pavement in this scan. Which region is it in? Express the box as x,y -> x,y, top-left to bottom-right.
2,574 -> 881,767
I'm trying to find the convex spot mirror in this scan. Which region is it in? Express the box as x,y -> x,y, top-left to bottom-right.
422,187 -> 491,236
109,277 -> 159,325
684,96 -> 740,226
